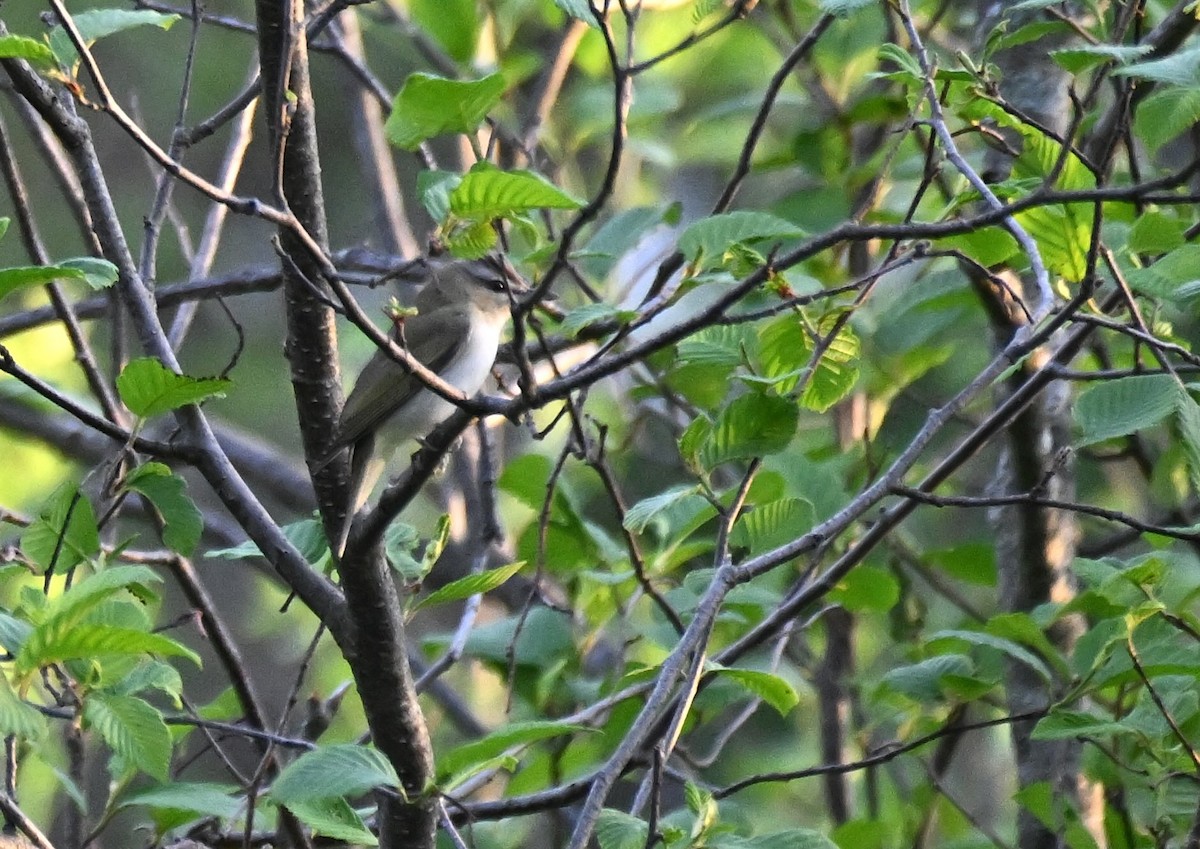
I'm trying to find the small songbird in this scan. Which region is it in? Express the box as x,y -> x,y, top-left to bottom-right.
327,254 -> 524,555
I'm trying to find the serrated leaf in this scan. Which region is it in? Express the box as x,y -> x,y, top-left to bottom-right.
385,73 -> 506,150
119,782 -> 243,820
444,218 -> 498,259
596,809 -> 648,849
49,9 -> 179,70
0,35 -> 56,69
436,720 -> 590,782
272,744 -> 400,803
623,485 -> 708,536
38,565 -> 161,631
0,673 -> 46,740
730,498 -> 814,554
1074,374 -> 1180,446
710,666 -> 799,716
284,797 -> 377,845
757,314 -> 859,411
678,325 -> 752,368
124,463 -> 203,555
117,357 -> 230,418
83,693 -> 171,781
412,561 -> 525,612
678,211 -> 804,267
16,623 -> 200,675
449,164 -> 583,219
702,391 -> 798,467
1134,88 -> 1200,153
1127,245 -> 1200,302
1114,45 -> 1200,86
21,482 -> 99,572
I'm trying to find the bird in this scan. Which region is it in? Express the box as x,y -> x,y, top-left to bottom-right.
325,254 -> 525,555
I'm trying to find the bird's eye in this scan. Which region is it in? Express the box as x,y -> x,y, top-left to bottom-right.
483,277 -> 507,293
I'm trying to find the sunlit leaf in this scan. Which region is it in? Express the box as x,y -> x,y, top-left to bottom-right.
117,357 -> 230,418
83,693 -> 172,781
385,73 -> 506,150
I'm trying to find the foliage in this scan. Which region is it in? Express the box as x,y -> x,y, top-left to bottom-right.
0,2 -> 1198,849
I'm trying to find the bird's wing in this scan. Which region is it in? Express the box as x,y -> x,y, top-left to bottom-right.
332,307 -> 472,448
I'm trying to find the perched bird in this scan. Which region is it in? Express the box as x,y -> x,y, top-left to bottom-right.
327,254 -> 524,555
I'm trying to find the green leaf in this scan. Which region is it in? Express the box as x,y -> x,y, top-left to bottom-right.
284,797 -> 377,845
436,720 -> 590,783
829,564 -> 900,613
702,391 -> 798,467
124,463 -> 203,555
1114,45 -> 1200,86
83,693 -> 172,781
409,0 -> 480,61
384,73 -> 506,150
449,164 -> 583,219
58,257 -> 119,290
0,673 -> 46,740
1127,245 -> 1200,303
623,485 -> 709,536
928,629 -> 1053,682
0,264 -> 89,300
117,357 -> 230,418
678,211 -> 804,267
1051,44 -> 1150,74
0,35 -> 57,69
40,565 -> 161,627
552,0 -> 599,27
1134,88 -> 1200,153
272,744 -> 399,803
719,829 -> 840,849
1176,392 -> 1200,495
1074,374 -> 1180,445
416,169 -> 460,221
820,0 -> 874,16
709,666 -> 799,716
1126,210 -> 1186,254
880,654 -> 974,702
596,809 -> 649,849
731,498 -> 814,554
412,562 -> 525,612
559,303 -> 636,338
49,9 -> 179,69
756,314 -> 860,411
21,482 -> 99,572
17,623 -> 199,675
1030,709 -> 1129,741
119,782 -> 243,820
940,227 -> 1020,267
206,516 -> 328,564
